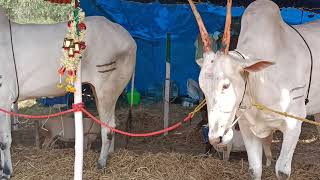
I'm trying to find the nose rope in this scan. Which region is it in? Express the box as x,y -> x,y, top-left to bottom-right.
227,106 -> 251,130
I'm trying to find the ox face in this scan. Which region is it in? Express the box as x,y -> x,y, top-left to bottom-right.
197,51 -> 274,147
197,52 -> 246,147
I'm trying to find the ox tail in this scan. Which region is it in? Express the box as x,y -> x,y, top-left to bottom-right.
125,70 -> 135,148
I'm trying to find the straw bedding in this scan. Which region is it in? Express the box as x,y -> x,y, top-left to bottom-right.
9,103 -> 320,180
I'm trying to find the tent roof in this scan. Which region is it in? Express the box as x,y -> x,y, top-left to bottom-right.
129,0 -> 320,11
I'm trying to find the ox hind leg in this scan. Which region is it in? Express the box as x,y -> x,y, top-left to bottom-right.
0,104 -> 13,179
314,113 -> 320,136
91,44 -> 136,169
92,85 -> 117,169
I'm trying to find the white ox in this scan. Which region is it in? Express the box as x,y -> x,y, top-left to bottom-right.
189,0 -> 320,179
0,7 -> 136,179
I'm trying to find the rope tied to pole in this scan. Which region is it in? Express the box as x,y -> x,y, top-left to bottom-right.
72,102 -> 85,112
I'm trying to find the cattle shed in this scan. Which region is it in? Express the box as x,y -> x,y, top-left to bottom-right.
1,0 -> 320,179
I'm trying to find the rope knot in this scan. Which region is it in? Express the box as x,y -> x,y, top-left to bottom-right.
254,104 -> 264,110
72,102 -> 85,112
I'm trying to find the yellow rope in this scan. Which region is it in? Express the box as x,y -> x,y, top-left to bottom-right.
189,99 -> 206,118
252,103 -> 320,126
188,99 -> 320,127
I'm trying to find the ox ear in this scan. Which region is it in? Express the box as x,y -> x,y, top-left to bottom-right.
196,58 -> 204,67
243,60 -> 275,73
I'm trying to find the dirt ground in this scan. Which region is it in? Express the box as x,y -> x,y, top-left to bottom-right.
9,102 -> 320,180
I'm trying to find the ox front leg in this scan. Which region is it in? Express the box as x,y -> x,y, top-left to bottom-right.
238,120 -> 263,180
0,113 -> 13,179
222,143 -> 232,161
314,113 -> 320,136
262,133 -> 273,167
276,120 -> 302,180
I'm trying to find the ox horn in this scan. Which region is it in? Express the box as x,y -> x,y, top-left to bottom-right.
221,0 -> 232,54
188,0 -> 212,52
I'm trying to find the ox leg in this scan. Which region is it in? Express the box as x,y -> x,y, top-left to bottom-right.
95,87 -> 117,169
314,113 -> 320,136
0,111 -> 13,179
108,132 -> 115,153
0,150 -> 3,176
275,120 -> 302,180
238,120 -> 263,180
262,133 -> 273,167
223,143 -> 232,161
97,112 -> 115,169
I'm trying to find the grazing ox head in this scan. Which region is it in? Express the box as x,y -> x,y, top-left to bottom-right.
188,0 -> 274,147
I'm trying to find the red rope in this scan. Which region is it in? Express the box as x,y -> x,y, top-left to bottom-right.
0,103 -> 193,137
0,108 -> 75,119
81,108 -> 193,137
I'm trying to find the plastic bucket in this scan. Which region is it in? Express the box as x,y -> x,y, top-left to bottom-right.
126,89 -> 141,105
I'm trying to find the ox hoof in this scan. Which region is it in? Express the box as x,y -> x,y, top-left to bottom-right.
97,159 -> 107,169
277,171 -> 289,180
266,160 -> 271,167
248,168 -> 261,180
2,166 -> 12,180
1,174 -> 10,180
0,143 -> 6,151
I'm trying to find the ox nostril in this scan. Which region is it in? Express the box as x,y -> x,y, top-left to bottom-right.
219,136 -> 223,143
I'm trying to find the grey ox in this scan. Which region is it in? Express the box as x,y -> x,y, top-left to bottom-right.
188,0 -> 320,179
0,7 -> 136,179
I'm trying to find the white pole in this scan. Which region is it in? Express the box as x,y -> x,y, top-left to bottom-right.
164,33 -> 171,136
74,62 -> 83,180
164,63 -> 170,136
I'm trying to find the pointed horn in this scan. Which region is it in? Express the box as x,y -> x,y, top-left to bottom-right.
222,0 -> 232,54
188,0 -> 212,52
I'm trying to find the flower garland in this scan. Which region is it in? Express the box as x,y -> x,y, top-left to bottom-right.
57,6 -> 86,93
45,0 -> 72,4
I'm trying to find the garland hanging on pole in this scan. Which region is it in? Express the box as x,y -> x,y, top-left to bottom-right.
54,0 -> 86,93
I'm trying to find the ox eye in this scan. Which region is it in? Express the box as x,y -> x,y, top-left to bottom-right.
222,83 -> 230,90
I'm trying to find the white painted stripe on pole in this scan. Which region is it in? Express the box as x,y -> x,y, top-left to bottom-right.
164,62 -> 170,136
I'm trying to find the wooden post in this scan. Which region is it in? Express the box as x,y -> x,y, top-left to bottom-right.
164,33 -> 171,136
74,62 -> 83,180
34,121 -> 40,149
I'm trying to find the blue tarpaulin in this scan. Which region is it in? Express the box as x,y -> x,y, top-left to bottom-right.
79,0 -> 320,96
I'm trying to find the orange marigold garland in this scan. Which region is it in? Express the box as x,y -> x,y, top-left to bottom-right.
58,5 -> 86,93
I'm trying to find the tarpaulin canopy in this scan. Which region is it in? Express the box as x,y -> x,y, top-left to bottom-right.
80,0 -> 320,96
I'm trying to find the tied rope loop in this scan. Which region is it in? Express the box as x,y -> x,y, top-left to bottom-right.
180,100 -> 206,125
188,100 -> 206,119
72,102 -> 85,112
